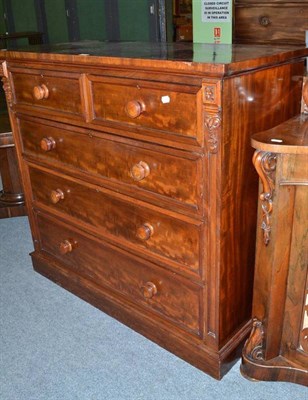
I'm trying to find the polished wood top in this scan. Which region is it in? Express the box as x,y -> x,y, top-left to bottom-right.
251,114 -> 308,154
0,41 -> 307,76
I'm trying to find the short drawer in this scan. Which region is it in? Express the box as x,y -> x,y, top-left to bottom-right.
235,5 -> 308,44
88,75 -> 201,143
36,212 -> 203,336
19,117 -> 203,213
11,68 -> 83,117
29,166 -> 202,274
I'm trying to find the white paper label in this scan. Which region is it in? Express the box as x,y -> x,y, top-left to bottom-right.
201,1 -> 231,23
161,95 -> 170,104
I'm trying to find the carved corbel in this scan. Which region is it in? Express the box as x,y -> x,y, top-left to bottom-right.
202,80 -> 222,154
253,150 -> 277,245
301,77 -> 308,114
205,112 -> 221,154
244,318 -> 265,361
1,61 -> 13,107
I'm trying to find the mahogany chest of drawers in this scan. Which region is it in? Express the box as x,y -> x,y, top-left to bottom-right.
1,42 -> 307,379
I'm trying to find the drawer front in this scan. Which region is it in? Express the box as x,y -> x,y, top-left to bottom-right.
36,213 -> 202,336
29,167 -> 201,273
11,69 -> 83,117
89,76 -> 200,140
235,5 -> 308,44
19,118 -> 202,212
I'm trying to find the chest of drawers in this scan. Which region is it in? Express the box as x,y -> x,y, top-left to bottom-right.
1,42 -> 307,379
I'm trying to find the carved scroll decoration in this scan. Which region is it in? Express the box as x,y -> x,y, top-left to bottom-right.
244,318 -> 265,361
2,77 -> 13,107
205,113 -> 221,154
1,61 -> 12,107
204,86 -> 215,102
202,80 -> 221,154
253,150 -> 277,246
301,78 -> 308,114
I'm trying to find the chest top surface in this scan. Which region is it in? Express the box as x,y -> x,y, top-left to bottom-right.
1,41 -> 308,76
251,114 -> 308,154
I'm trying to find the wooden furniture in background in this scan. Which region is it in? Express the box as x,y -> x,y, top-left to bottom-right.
1,42 -> 307,380
234,1 -> 308,45
0,31 -> 43,48
0,31 -> 43,218
0,113 -> 26,218
173,0 -> 192,41
241,110 -> 308,386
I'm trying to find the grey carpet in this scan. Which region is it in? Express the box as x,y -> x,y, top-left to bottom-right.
0,216 -> 306,400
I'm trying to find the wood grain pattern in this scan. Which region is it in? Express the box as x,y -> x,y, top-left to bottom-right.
36,212 -> 203,337
28,166 -> 203,276
218,61 -> 304,345
11,68 -> 83,117
234,1 -> 308,45
90,75 -> 200,139
18,117 -> 203,214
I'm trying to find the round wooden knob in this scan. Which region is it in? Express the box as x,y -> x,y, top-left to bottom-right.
141,282 -> 157,299
125,100 -> 145,118
136,223 -> 154,241
259,16 -> 271,27
33,84 -> 49,100
59,239 -> 74,255
131,161 -> 150,181
50,189 -> 64,204
40,137 -> 56,152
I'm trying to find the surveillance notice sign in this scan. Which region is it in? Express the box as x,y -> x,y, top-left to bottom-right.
193,0 -> 232,44
201,1 -> 232,23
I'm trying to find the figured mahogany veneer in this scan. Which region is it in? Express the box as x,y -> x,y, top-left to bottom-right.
241,113 -> 308,386
36,212 -> 203,336
28,166 -> 202,275
1,42 -> 307,380
18,117 -> 203,214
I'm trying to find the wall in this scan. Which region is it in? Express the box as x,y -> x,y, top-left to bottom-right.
0,0 -> 171,45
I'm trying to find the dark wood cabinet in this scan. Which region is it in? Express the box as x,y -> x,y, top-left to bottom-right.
234,0 -> 308,45
1,42 -> 307,380
0,108 -> 26,218
241,108 -> 308,386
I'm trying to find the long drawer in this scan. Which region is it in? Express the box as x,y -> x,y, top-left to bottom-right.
35,212 -> 203,337
29,166 -> 202,274
18,117 -> 203,214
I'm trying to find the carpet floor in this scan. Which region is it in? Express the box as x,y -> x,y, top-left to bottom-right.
0,216 -> 306,400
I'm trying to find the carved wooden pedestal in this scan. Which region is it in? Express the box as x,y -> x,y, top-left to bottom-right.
241,114 -> 308,386
0,113 -> 26,218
